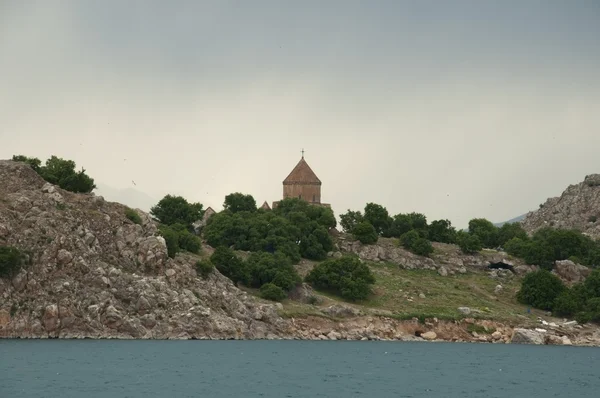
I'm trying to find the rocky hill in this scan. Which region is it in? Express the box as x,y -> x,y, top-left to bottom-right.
521,174 -> 600,239
0,160 -> 285,339
1,159 -> 599,345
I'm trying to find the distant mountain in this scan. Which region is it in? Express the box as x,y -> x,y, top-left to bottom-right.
493,214 -> 527,227
521,174 -> 600,239
94,183 -> 158,212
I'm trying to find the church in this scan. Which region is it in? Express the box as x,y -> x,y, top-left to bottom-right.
263,151 -> 331,210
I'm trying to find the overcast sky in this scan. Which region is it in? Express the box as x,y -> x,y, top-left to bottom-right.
1,1 -> 599,228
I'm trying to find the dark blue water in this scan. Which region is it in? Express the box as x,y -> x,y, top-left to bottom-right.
1,340 -> 599,398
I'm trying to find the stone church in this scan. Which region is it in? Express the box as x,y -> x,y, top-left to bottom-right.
266,153 -> 331,210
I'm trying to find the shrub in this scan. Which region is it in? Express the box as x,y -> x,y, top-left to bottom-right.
428,219 -> 457,244
245,251 -> 301,292
467,218 -> 498,248
158,224 -> 201,258
410,238 -> 434,257
305,256 -> 375,301
363,203 -> 391,235
352,221 -> 378,244
339,210 -> 364,233
125,208 -> 142,225
195,259 -> 214,279
456,232 -> 482,254
0,246 -> 24,278
517,270 -> 566,311
210,246 -> 249,285
12,155 -> 96,193
223,193 -> 257,213
260,283 -> 287,302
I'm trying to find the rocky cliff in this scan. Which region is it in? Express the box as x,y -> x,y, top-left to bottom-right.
521,174 -> 600,239
0,160 -> 285,339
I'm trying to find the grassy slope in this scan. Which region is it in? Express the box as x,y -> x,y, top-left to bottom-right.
280,260 -> 549,327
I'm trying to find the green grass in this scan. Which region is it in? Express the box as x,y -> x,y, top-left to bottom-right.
125,208 -> 142,225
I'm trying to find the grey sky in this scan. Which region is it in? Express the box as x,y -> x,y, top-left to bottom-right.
1,1 -> 599,228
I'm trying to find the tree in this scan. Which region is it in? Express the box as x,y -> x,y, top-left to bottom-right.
245,251 -> 301,291
339,210 -> 364,233
400,230 -> 433,256
0,246 -> 24,278
456,231 -> 482,254
12,155 -> 41,172
468,218 -> 498,248
150,194 -> 204,228
517,270 -> 566,311
352,221 -> 378,244
497,222 -> 528,247
260,283 -> 287,301
428,219 -> 457,244
210,246 -> 249,285
305,256 -> 376,301
363,203 -> 391,235
223,192 -> 257,213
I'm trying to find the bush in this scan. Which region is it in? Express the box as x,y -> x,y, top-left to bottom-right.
468,218 -> 498,248
210,246 -> 249,285
158,224 -> 201,258
223,193 -> 257,213
339,210 -> 364,233
0,246 -> 24,278
245,251 -> 301,292
260,283 -> 287,302
410,238 -> 434,257
150,195 -> 204,228
12,155 -> 96,193
305,256 -> 375,301
517,270 -> 566,311
195,259 -> 214,279
125,208 -> 142,225
457,232 -> 482,254
428,219 -> 457,244
352,221 -> 378,244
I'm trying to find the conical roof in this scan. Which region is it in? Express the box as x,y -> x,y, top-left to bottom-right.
283,157 -> 321,185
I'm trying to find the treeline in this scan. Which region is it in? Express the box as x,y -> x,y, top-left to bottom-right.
518,269 -> 600,323
340,203 -> 600,270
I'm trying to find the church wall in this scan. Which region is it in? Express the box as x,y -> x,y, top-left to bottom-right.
283,183 -> 321,203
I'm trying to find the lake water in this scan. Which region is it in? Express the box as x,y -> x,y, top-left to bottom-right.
1,340 -> 599,397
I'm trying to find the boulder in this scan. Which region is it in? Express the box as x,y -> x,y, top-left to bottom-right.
458,307 -> 471,315
322,304 -> 360,318
421,331 -> 437,341
510,328 -> 544,345
553,260 -> 592,284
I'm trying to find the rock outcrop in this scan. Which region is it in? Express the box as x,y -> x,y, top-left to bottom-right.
553,260 -> 592,285
521,174 -> 600,239
336,235 -> 532,275
0,160 -> 285,339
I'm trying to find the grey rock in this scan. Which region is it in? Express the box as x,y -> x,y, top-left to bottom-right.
511,328 -> 545,345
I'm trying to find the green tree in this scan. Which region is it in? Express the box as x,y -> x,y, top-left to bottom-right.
364,203 -> 391,235
223,192 -> 257,213
150,194 -> 204,228
456,231 -> 482,254
497,222 -> 528,247
305,256 -> 376,301
245,251 -> 300,291
400,230 -> 433,256
260,283 -> 287,301
517,270 -> 566,311
468,218 -> 499,248
0,246 -> 24,278
352,221 -> 378,244
210,246 -> 249,285
13,155 -> 96,193
428,219 -> 457,244
339,210 -> 364,233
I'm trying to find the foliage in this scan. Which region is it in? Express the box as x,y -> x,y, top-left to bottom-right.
363,203 -> 391,235
12,155 -> 96,193
245,251 -> 301,291
352,221 -> 378,244
125,208 -> 142,225
210,246 -> 249,285
456,231 -> 483,254
260,283 -> 287,302
400,230 -> 433,256
428,219 -> 457,244
516,270 -> 566,311
386,212 -> 428,238
158,223 -> 201,258
0,246 -> 24,278
305,256 -> 376,301
203,197 -> 335,263
195,259 -> 214,279
504,227 -> 600,269
223,192 -> 257,213
339,210 -> 364,233
497,223 -> 528,246
150,195 -> 204,229
468,218 -> 499,248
